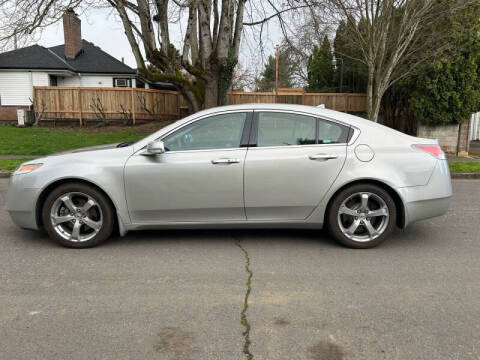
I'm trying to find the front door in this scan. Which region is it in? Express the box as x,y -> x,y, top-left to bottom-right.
244,111 -> 349,220
125,111 -> 251,223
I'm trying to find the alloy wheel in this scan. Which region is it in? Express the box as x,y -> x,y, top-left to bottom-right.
337,192 -> 389,242
50,192 -> 103,242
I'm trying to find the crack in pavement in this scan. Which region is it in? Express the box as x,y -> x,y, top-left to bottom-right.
235,238 -> 254,360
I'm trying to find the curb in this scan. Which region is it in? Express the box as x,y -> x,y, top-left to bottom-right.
451,172 -> 480,179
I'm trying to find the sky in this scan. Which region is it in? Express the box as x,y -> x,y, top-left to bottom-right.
37,7 -> 281,73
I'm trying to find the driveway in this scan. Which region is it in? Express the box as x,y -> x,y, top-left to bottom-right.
0,179 -> 479,360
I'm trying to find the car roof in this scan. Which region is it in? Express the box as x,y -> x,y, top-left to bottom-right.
194,103 -> 365,127
197,103 -> 413,138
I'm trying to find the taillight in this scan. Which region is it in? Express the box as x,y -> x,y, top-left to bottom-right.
412,144 -> 445,159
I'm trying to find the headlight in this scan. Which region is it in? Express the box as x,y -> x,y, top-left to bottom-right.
14,163 -> 43,175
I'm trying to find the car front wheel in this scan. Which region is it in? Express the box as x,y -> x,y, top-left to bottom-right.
42,183 -> 114,248
327,184 -> 397,249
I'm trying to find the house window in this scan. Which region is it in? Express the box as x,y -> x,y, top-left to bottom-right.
113,78 -> 131,87
49,75 -> 58,87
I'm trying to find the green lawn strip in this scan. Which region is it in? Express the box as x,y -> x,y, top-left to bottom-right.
449,161 -> 480,173
0,158 -> 33,172
0,126 -> 150,156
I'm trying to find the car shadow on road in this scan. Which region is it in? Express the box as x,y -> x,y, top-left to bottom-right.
104,227 -> 335,247
101,224 -> 437,250
6,217 -> 439,251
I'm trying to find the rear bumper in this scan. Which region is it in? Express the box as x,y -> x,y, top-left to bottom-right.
404,196 -> 451,226
398,160 -> 452,227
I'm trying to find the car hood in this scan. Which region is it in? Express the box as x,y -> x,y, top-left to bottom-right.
22,143 -> 134,168
53,143 -> 121,155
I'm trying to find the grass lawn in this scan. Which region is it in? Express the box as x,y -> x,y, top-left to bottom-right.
449,161 -> 480,173
0,158 -> 33,172
0,126 -> 153,156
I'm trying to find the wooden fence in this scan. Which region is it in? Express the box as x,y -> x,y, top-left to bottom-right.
33,86 -> 184,125
227,91 -> 367,112
33,87 -> 367,125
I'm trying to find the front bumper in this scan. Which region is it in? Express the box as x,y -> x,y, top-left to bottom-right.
398,160 -> 452,227
7,175 -> 41,230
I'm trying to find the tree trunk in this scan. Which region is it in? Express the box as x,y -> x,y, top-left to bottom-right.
182,88 -> 201,113
370,92 -> 382,123
366,66 -> 375,121
366,65 -> 384,123
204,75 -> 219,109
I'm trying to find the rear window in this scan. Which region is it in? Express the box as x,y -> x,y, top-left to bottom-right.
318,119 -> 350,144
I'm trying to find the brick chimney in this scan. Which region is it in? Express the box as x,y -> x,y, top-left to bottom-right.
63,8 -> 82,59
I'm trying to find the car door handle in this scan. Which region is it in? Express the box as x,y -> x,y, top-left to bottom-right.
308,154 -> 338,161
211,158 -> 241,165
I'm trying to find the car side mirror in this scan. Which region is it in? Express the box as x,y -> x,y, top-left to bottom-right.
146,140 -> 165,155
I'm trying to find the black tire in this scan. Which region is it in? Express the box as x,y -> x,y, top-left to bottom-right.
327,184 -> 397,249
42,182 -> 115,248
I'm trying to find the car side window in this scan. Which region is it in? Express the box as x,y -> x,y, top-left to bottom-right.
317,119 -> 350,144
162,112 -> 247,151
256,112 -> 316,147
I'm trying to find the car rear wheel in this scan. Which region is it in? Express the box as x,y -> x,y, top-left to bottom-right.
42,183 -> 114,248
327,184 -> 397,249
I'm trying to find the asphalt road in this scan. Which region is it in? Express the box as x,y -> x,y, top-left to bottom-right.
1,179 -> 479,360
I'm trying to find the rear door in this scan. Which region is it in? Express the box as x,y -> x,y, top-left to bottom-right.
244,111 -> 349,220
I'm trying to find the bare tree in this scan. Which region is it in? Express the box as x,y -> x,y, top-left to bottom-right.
90,96 -> 107,125
137,92 -> 164,119
111,0 -> 317,110
278,4 -> 333,87
1,0 -> 316,110
119,104 -> 133,125
322,0 -> 475,121
0,0 -> 87,51
230,61 -> 256,91
29,97 -> 47,126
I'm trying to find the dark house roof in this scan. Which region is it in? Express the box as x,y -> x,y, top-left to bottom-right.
0,45 -> 67,70
0,40 -> 135,74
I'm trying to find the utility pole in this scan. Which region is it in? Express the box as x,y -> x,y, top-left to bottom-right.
275,44 -> 279,94
339,57 -> 344,93
332,57 -> 344,93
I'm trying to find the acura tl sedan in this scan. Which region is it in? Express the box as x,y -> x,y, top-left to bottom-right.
7,104 -> 452,249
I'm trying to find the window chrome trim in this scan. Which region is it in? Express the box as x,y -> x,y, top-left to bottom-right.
348,126 -> 361,145
133,107 -> 361,155
250,108 -> 362,145
134,109 -> 252,155
148,147 -> 246,155
159,109 -> 251,141
246,143 -> 346,151
251,109 -> 357,148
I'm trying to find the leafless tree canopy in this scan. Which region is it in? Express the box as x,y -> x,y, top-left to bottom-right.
0,0 -> 316,110
0,0 -> 88,50
2,0 -> 473,116
230,61 -> 255,91
322,0 -> 476,121
279,5 -> 333,86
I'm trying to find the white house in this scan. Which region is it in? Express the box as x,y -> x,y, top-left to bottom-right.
0,9 -> 138,121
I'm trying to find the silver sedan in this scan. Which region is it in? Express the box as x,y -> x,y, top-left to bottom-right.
7,104 -> 452,248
